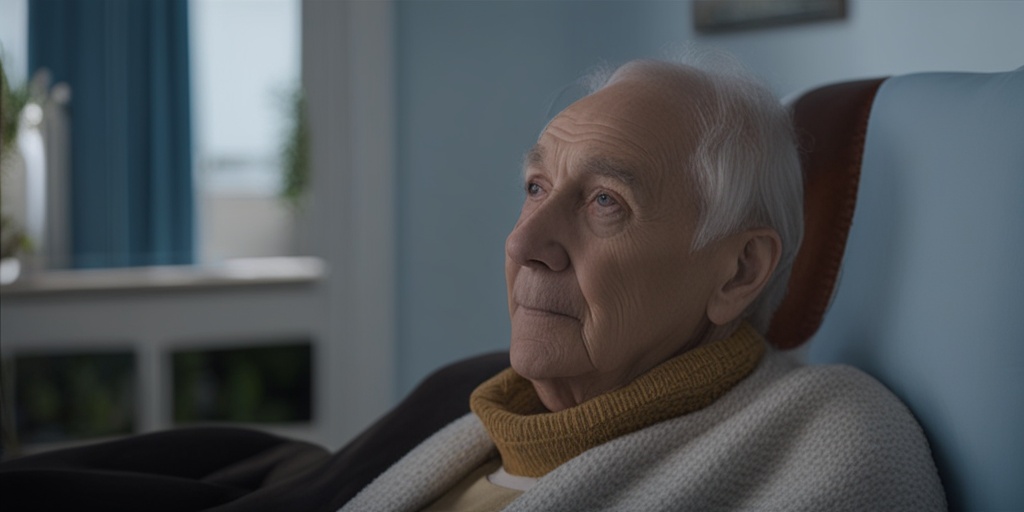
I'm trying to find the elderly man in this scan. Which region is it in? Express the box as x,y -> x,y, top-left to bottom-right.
341,58 -> 946,511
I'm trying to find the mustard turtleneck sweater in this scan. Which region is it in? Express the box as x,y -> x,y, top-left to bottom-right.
469,322 -> 765,478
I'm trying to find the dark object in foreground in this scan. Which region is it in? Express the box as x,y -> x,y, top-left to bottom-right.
0,352 -> 510,512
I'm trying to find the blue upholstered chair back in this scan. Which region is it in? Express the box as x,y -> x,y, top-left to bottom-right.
805,69 -> 1024,511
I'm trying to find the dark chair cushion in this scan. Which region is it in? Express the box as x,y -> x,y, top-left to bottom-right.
767,78 -> 885,348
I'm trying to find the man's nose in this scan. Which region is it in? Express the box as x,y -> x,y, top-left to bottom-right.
505,201 -> 570,272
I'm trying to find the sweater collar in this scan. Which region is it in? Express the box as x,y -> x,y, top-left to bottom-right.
470,322 -> 766,477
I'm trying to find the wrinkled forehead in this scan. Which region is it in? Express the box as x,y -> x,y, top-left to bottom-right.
539,63 -> 710,180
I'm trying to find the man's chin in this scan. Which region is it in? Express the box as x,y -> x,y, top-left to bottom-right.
509,338 -> 540,378
509,337 -> 585,382
509,337 -> 557,379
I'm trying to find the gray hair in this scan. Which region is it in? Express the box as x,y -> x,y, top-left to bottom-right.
586,51 -> 804,333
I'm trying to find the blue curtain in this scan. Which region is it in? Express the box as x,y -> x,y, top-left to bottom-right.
29,0 -> 193,268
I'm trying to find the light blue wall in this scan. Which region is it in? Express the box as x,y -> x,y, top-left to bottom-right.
692,0 -> 1024,96
394,0 -> 690,395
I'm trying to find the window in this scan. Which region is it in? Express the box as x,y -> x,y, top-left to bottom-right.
0,0 -> 303,270
191,0 -> 303,263
172,341 -> 312,424
12,351 -> 136,444
1,0 -> 319,457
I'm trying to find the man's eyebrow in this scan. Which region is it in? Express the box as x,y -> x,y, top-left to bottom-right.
521,145 -> 647,200
523,144 -> 636,185
523,144 -> 545,169
583,155 -> 638,187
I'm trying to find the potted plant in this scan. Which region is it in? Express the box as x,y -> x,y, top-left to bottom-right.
0,55 -> 31,283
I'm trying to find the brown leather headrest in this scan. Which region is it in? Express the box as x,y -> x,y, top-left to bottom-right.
766,78 -> 886,349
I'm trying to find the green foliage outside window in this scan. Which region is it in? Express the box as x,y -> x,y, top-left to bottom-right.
279,87 -> 309,209
173,342 -> 312,424
12,352 -> 136,445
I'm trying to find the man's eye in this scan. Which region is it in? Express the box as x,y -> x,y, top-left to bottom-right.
595,193 -> 617,207
526,182 -> 542,195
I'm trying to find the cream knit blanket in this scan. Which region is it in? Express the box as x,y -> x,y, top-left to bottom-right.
340,349 -> 946,511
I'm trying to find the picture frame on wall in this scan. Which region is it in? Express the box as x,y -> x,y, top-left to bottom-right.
694,0 -> 847,33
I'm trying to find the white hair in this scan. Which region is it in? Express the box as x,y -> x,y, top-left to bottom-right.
586,50 -> 804,333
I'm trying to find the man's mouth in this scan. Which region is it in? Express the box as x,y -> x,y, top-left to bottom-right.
517,303 -> 577,320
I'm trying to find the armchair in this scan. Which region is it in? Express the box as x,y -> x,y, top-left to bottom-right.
798,68 -> 1024,510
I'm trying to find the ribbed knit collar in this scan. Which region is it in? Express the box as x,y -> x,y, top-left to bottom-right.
470,323 -> 766,477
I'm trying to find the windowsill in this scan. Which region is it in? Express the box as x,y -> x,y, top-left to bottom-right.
0,256 -> 326,296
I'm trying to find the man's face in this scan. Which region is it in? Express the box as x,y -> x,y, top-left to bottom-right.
505,67 -> 732,407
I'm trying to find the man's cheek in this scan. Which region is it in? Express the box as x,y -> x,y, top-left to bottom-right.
582,267 -> 642,339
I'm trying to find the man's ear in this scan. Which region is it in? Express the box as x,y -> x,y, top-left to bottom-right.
706,228 -> 782,326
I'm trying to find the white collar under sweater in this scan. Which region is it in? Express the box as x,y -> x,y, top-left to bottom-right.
339,348 -> 946,512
